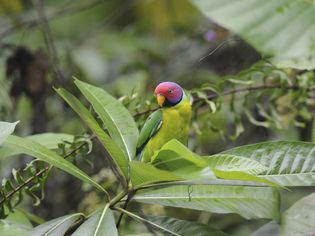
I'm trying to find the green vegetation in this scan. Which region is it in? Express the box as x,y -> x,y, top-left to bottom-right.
0,0 -> 314,235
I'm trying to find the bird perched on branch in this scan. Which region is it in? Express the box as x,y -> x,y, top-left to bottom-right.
136,82 -> 192,162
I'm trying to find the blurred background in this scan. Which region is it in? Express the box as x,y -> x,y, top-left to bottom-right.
0,0 -> 314,235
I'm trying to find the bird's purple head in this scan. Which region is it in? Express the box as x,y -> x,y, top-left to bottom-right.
154,82 -> 183,107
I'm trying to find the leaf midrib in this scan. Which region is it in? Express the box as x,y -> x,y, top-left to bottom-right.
93,204 -> 109,236
43,213 -> 82,236
80,86 -> 133,161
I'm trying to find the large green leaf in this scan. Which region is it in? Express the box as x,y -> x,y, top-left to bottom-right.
72,204 -> 118,236
281,193 -> 315,236
30,213 -> 82,236
213,169 -> 280,188
152,140 -> 272,184
250,221 -> 280,236
0,209 -> 32,236
204,154 -> 268,175
151,140 -> 215,180
0,121 -> 18,145
146,215 -> 228,236
151,140 -> 276,184
152,139 -> 208,168
55,88 -> 128,180
130,161 -> 181,187
223,141 -> 315,186
4,135 -> 105,192
74,79 -> 139,161
133,185 -> 280,220
192,0 -> 315,70
0,221 -> 29,236
0,133 -> 74,160
5,209 -> 33,229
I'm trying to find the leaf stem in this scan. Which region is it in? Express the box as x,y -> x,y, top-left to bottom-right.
115,190 -> 134,228
113,207 -> 180,236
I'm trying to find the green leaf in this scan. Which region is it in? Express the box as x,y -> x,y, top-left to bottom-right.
152,139 -> 208,167
204,154 -> 268,175
3,135 -> 105,192
191,0 -> 315,70
125,234 -> 154,236
0,221 -> 29,236
205,153 -> 280,187
0,209 -> 33,236
55,88 -> 128,180
133,185 -> 280,220
146,215 -> 228,236
223,141 -> 315,186
0,133 -> 74,160
5,209 -> 33,229
72,204 -> 118,236
130,161 -> 181,187
30,213 -> 83,236
0,121 -> 19,145
213,169 -> 281,188
74,79 -> 139,161
151,140 -> 215,180
250,221 -> 280,236
281,193 -> 315,236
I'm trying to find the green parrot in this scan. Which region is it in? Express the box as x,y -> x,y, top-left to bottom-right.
136,82 -> 192,162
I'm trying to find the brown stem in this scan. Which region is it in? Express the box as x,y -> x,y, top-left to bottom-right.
134,83 -> 311,117
193,83 -> 301,103
116,190 -> 135,228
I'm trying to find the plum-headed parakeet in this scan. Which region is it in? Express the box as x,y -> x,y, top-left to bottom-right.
136,82 -> 192,162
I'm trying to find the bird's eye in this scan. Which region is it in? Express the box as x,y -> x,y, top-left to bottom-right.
168,89 -> 173,94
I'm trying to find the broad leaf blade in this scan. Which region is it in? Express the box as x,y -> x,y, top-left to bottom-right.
133,185 -> 280,220
130,161 -> 181,187
0,209 -> 33,236
0,221 -> 29,236
250,221 -> 280,236
281,193 -> 315,236
152,139 -> 208,168
74,79 -> 138,161
55,88 -> 128,180
0,121 -> 19,145
72,204 -> 118,236
223,141 -> 315,186
30,213 -> 82,236
0,133 -> 74,160
147,215 -> 228,236
4,135 -> 105,192
151,140 -> 215,180
204,154 -> 268,175
5,209 -> 33,229
213,169 -> 281,188
192,0 -> 315,70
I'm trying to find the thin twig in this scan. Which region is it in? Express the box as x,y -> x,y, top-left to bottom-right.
134,83 -> 312,117
112,207 -> 180,236
32,0 -> 63,82
193,83 -> 301,103
116,190 -> 135,228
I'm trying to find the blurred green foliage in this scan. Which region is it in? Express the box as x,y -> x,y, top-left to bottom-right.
0,0 -> 315,235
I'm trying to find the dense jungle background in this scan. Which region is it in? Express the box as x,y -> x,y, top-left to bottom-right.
0,0 -> 315,235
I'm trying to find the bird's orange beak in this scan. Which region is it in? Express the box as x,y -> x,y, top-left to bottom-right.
156,94 -> 165,107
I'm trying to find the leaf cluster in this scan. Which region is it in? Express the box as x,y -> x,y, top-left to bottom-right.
1,79 -> 315,235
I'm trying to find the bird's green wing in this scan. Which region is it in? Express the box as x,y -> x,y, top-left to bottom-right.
136,109 -> 163,155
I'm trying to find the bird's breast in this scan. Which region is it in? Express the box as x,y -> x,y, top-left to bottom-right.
159,99 -> 192,143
